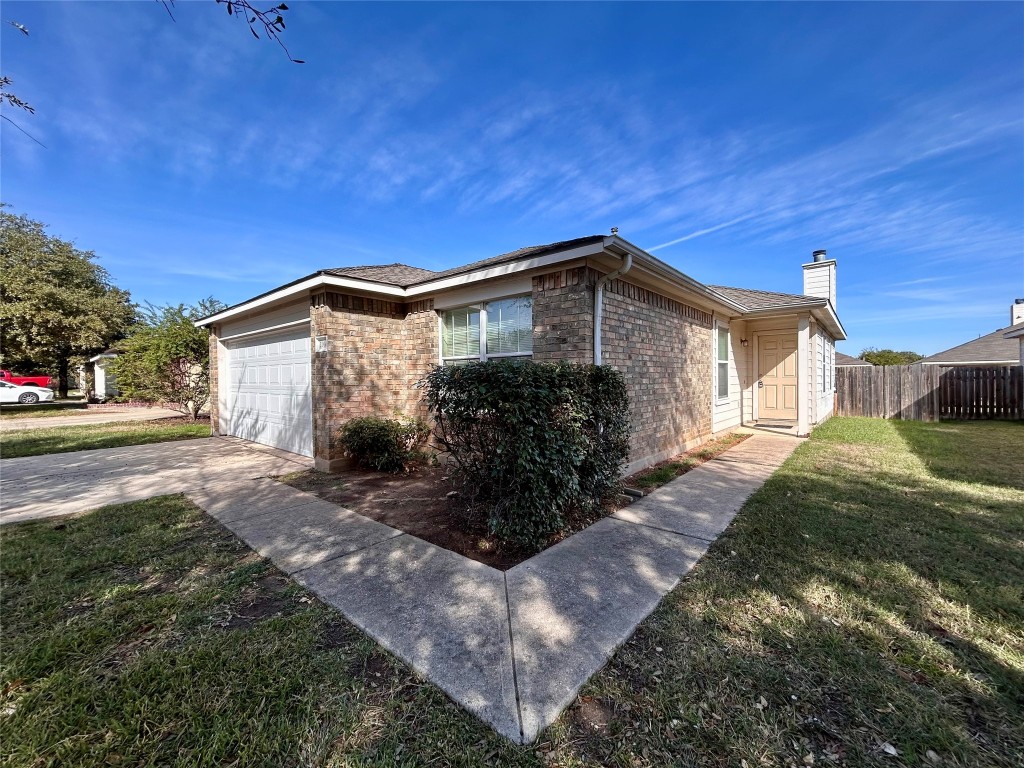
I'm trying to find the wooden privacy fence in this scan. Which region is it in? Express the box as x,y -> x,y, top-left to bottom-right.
835,365 -> 1023,421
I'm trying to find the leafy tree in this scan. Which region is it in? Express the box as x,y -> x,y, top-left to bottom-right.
110,299 -> 226,419
858,348 -> 924,366
0,208 -> 136,396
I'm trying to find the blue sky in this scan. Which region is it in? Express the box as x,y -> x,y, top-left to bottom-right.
2,1 -> 1022,355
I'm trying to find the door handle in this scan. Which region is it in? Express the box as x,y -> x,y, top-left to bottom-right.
758,380 -> 764,388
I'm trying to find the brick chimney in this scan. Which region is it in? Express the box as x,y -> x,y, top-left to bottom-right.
1013,298 -> 1024,326
802,249 -> 836,309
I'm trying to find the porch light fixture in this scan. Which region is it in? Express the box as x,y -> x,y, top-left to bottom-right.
740,338 -> 749,347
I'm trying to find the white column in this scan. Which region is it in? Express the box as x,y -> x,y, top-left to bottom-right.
797,314 -> 810,436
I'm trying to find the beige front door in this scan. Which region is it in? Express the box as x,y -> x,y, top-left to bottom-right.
758,334 -> 798,420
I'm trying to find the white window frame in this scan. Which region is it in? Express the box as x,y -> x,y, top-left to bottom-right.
715,321 -> 730,401
439,294 -> 534,364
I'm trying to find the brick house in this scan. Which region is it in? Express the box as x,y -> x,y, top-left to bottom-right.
196,233 -> 845,473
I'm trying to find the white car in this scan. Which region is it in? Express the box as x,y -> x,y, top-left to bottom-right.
0,381 -> 55,405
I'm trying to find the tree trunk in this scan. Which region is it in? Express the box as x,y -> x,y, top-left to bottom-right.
57,356 -> 70,399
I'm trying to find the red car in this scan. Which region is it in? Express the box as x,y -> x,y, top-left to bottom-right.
0,370 -> 53,389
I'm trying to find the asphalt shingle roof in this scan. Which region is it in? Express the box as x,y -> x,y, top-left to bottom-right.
323,235 -> 605,289
918,322 -> 1024,364
323,264 -> 438,286
835,351 -> 872,366
707,285 -> 824,311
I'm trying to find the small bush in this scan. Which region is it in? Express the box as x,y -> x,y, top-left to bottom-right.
420,360 -> 629,550
337,416 -> 430,472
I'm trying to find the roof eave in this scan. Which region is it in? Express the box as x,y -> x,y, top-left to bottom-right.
607,236 -> 747,314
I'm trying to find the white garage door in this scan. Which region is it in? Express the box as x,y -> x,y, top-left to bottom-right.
225,326 -> 313,457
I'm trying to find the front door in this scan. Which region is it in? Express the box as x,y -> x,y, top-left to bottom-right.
758,334 -> 798,420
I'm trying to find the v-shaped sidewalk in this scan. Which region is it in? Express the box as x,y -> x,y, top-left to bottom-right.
186,431 -> 802,744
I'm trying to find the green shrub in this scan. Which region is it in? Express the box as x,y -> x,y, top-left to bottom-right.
420,360 -> 629,550
337,416 -> 430,472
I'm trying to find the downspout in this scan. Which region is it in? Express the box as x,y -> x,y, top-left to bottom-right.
593,251 -> 633,365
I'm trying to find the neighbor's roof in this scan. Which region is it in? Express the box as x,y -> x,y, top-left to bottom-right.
323,235 -> 605,288
707,285 -> 826,311
835,351 -> 872,366
88,348 -> 121,362
918,322 -> 1024,364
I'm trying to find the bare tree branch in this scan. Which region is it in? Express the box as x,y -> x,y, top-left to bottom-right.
0,114 -> 46,147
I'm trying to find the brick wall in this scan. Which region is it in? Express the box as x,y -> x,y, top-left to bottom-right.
601,279 -> 713,468
531,266 -> 714,470
311,291 -> 436,462
532,266 -> 596,364
208,327 -> 220,434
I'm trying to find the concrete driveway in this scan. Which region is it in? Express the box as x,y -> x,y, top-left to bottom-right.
0,437 -> 312,524
0,407 -> 186,432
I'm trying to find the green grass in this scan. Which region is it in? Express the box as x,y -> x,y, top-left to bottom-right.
0,419 -> 210,458
2,418 -> 1021,766
0,401 -> 88,419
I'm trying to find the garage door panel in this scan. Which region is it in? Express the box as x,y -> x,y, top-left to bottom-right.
225,325 -> 312,457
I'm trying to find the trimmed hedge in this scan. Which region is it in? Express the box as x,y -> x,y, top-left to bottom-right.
337,416 -> 430,472
420,359 -> 629,550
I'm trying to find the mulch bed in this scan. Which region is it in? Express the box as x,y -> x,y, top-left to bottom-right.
279,431 -> 750,570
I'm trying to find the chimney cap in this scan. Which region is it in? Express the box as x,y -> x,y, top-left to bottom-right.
812,249 -> 827,262
1016,298 -> 1024,305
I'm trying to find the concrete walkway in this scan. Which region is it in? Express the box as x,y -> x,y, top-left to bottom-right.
0,437 -> 311,524
1,407 -> 185,432
184,431 -> 802,744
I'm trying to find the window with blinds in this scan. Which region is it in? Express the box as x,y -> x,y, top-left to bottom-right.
440,296 -> 532,363
716,325 -> 729,399
485,297 -> 532,357
441,306 -> 480,361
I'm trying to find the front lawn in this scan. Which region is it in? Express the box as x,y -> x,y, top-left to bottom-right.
0,400 -> 89,419
0,418 -> 210,458
2,418 -> 1021,766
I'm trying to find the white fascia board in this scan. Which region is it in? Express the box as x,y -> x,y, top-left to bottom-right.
219,318 -> 311,343
195,243 -> 607,328
404,242 -> 606,297
88,353 -> 118,363
195,274 -> 406,327
607,237 -> 747,314
817,302 -> 847,340
196,275 -> 324,327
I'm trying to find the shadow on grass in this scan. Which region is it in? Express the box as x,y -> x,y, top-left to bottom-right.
561,422 -> 1023,766
892,419 -> 1024,490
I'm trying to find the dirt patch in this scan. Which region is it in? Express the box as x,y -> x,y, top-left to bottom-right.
279,431 -> 751,570
573,695 -> 615,736
318,620 -> 361,651
280,465 -> 527,569
219,574 -> 295,629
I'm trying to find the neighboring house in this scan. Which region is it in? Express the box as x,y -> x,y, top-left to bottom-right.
917,300 -> 1024,366
836,351 -> 873,367
88,349 -> 120,400
1004,321 -> 1024,366
196,234 -> 845,473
